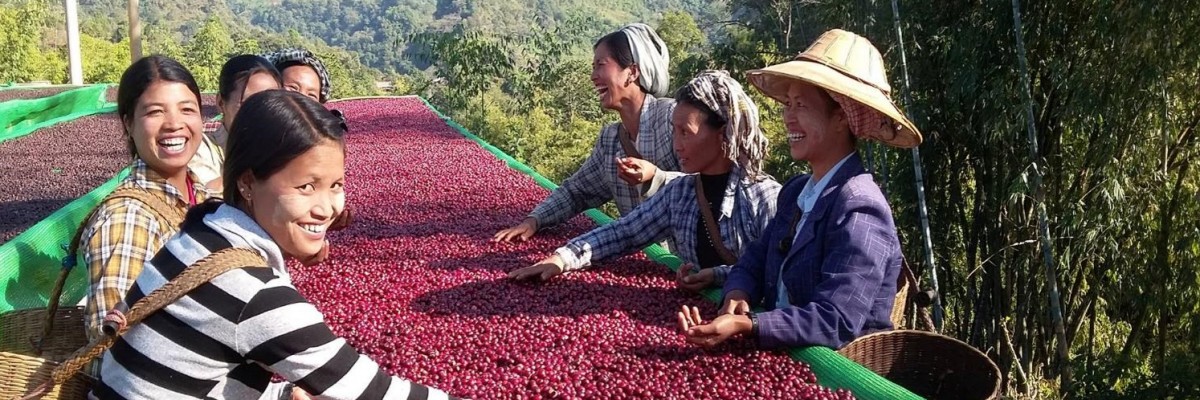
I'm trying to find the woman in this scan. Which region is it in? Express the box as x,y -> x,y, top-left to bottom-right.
192,54 -> 283,190
263,48 -> 330,103
81,55 -> 211,341
677,29 -> 918,350
508,71 -> 779,292
495,23 -> 684,243
92,90 -> 457,400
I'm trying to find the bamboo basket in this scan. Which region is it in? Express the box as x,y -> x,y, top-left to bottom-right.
838,330 -> 1002,400
0,352 -> 91,399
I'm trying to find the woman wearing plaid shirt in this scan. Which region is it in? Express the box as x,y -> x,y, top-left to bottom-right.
494,23 -> 685,243
509,71 -> 779,291
79,56 -> 213,342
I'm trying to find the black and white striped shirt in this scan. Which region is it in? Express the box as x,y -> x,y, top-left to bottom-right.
94,204 -> 456,400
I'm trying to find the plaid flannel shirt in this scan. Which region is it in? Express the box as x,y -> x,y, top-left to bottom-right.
529,95 -> 682,228
189,119 -> 225,186
555,167 -> 780,285
80,160 -> 209,341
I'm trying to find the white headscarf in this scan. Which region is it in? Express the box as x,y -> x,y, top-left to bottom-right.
619,23 -> 671,98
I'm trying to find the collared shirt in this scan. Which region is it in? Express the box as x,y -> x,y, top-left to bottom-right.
189,119 -> 225,186
80,159 -> 210,341
555,167 -> 780,285
778,153 -> 855,309
529,95 -> 681,228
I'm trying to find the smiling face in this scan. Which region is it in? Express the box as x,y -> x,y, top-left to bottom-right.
671,102 -> 729,174
282,65 -> 322,102
126,81 -> 203,176
221,72 -> 282,129
243,140 -> 346,259
591,43 -> 639,110
782,82 -> 849,163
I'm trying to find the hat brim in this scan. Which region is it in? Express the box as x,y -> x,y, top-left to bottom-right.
747,60 -> 922,149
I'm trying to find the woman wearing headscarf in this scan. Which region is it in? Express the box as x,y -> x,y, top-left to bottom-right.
494,23 -> 685,244
677,29 -> 919,350
508,71 -> 779,292
262,48 -> 331,103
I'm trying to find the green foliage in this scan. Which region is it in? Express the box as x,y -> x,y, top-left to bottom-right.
0,1 -> 62,83
80,35 -> 129,83
184,17 -> 235,90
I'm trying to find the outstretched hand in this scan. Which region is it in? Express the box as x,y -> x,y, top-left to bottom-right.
507,255 -> 566,281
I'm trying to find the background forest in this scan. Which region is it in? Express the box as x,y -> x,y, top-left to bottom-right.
2,0 -> 1198,398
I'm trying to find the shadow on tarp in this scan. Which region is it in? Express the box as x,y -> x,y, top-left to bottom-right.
410,278 -> 686,330
0,197 -> 75,244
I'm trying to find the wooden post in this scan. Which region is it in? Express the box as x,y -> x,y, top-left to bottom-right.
128,0 -> 142,62
65,0 -> 82,85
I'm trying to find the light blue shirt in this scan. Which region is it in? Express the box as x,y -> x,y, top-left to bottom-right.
776,153 -> 855,310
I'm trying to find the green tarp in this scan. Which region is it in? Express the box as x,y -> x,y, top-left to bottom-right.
0,85 -> 112,144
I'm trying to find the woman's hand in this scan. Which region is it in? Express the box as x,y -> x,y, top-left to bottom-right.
720,290 -> 751,316
616,157 -> 658,185
507,254 -> 566,281
677,305 -> 753,347
675,263 -> 716,291
494,217 -> 538,242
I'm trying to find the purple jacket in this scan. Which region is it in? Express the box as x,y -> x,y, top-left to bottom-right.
723,154 -> 901,349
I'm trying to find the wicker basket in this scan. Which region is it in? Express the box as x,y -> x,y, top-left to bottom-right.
838,330 -> 1001,400
0,352 -> 91,400
0,306 -> 89,362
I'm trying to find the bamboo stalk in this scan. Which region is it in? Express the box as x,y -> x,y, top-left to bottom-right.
889,0 -> 944,330
1010,0 -> 1071,393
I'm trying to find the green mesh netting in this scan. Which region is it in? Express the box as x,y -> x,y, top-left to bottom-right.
0,85 -> 112,144
409,96 -> 923,400
0,168 -> 130,313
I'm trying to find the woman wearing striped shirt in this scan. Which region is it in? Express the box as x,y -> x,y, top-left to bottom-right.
508,71 -> 780,291
94,90 -> 457,400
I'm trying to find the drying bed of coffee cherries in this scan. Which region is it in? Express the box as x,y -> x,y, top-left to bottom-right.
0,103 -> 219,244
0,87 -> 77,103
0,114 -> 127,244
289,97 -> 856,400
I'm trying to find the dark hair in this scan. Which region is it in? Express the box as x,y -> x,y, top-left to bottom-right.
674,88 -> 727,129
116,55 -> 202,157
185,90 -> 351,227
593,30 -> 660,95
219,55 -> 282,103
221,90 -> 345,204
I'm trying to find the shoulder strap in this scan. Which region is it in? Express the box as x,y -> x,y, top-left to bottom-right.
694,178 -> 738,265
34,248 -> 266,391
616,123 -> 643,160
36,187 -> 189,353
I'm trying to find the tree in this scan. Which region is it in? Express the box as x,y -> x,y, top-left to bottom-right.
185,16 -> 235,90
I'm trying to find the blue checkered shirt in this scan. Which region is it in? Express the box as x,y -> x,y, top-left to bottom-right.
529,95 -> 682,228
555,167 -> 781,285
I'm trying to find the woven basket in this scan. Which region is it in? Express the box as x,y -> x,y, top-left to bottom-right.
838,330 -> 1001,400
890,260 -> 916,328
0,306 -> 89,362
0,352 -> 91,400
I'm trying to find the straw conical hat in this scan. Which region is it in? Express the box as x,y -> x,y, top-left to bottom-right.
747,29 -> 922,148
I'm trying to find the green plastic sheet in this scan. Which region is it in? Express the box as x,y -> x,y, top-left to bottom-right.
411,96 -> 922,400
0,85 -> 112,144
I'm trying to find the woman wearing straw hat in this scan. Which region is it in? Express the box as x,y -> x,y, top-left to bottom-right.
508,71 -> 779,290
494,23 -> 684,244
677,29 -> 918,349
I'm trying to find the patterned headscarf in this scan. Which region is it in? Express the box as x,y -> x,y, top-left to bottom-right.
675,70 -> 769,180
619,23 -> 671,98
262,48 -> 331,103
